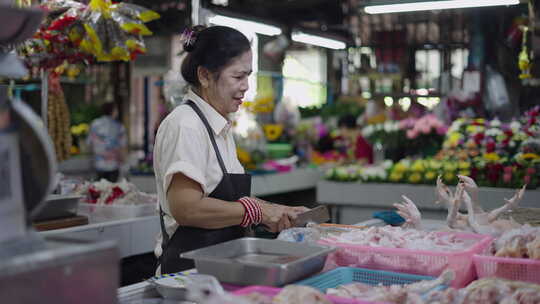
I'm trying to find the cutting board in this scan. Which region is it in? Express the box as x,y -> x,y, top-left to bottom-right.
33,215 -> 89,231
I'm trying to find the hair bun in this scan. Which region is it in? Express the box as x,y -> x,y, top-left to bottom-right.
181,25 -> 206,52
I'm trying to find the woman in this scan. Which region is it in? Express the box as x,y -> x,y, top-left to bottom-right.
153,26 -> 307,274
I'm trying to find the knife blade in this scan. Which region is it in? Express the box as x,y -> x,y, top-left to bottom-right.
292,205 -> 330,227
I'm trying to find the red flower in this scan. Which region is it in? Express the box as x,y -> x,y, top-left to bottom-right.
486,141 -> 496,153
504,166 -> 513,174
524,175 -> 532,185
486,163 -> 503,184
105,186 -> 125,205
526,167 -> 536,175
473,132 -> 485,145
87,186 -> 100,204
504,129 -> 513,137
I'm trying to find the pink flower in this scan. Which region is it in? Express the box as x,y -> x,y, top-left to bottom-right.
407,129 -> 418,139
419,125 -> 431,134
527,167 -> 536,175
436,126 -> 448,135
524,175 -> 531,185
503,173 -> 512,183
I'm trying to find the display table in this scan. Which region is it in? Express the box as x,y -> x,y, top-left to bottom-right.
40,215 -> 160,258
317,181 -> 540,225
130,167 -> 324,196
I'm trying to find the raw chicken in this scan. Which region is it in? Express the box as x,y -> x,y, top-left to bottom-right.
463,277 -> 540,304
322,226 -> 473,252
493,226 -> 540,259
396,175 -> 526,237
326,270 -> 454,304
273,285 -> 331,304
394,195 -> 423,230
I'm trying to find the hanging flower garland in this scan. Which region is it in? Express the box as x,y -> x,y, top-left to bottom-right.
17,0 -> 160,69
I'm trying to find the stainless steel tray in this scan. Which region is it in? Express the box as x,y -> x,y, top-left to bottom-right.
180,237 -> 335,286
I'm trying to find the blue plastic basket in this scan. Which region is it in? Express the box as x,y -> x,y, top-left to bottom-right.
296,267 -> 439,293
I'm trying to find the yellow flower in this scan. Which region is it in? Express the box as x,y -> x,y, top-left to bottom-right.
263,124 -> 283,141
443,162 -> 458,172
458,161 -> 471,170
474,118 -> 486,124
70,145 -> 79,155
389,171 -> 403,182
458,170 -> 471,177
425,171 -> 437,181
428,159 -> 442,170
522,153 -> 540,160
466,125 -> 483,134
443,172 -> 456,183
447,132 -> 462,146
408,172 -> 422,183
411,160 -> 425,172
236,147 -> 251,165
483,153 -> 501,162
393,160 -> 410,173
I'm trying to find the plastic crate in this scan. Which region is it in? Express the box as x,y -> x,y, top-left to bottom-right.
473,254 -> 540,284
232,286 -> 384,304
78,202 -> 157,222
319,232 -> 493,288
296,267 -> 440,293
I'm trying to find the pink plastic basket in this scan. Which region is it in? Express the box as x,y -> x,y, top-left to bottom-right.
232,286 -> 385,304
473,254 -> 540,284
319,232 -> 493,288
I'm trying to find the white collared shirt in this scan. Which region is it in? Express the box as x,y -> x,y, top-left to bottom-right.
153,89 -> 244,262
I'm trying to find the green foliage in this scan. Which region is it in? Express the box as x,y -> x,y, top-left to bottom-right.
320,100 -> 364,121
70,103 -> 102,125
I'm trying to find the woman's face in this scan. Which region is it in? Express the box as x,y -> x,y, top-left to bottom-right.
206,50 -> 252,117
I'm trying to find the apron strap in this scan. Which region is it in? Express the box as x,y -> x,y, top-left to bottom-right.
186,100 -> 228,175
157,204 -> 169,266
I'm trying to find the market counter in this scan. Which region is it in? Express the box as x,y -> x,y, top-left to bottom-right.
40,215 -> 160,258
130,167 -> 324,196
317,181 -> 540,225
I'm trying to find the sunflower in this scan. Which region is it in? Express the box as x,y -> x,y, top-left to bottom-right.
263,124 -> 283,141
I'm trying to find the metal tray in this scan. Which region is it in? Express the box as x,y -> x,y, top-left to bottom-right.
180,237 -> 335,286
33,194 -> 82,222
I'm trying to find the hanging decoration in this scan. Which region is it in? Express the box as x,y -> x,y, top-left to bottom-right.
518,25 -> 532,80
47,71 -> 72,161
17,0 -> 160,69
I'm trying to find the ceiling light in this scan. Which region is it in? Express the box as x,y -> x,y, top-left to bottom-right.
208,14 -> 282,36
364,0 -> 520,14
292,31 -> 346,50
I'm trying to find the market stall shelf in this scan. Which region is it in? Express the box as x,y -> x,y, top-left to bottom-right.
317,181 -> 540,225
130,167 -> 324,195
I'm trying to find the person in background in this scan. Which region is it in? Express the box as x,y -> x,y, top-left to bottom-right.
87,102 -> 127,182
335,114 -> 373,164
153,25 -> 308,274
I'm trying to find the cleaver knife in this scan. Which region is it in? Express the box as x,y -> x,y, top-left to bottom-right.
292,205 -> 330,227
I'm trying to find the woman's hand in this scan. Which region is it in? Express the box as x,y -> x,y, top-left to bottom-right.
256,199 -> 310,232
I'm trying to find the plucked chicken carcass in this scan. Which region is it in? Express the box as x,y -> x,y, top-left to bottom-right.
229,286 -> 331,304
325,270 -> 455,304
394,175 -> 526,237
493,225 -> 540,259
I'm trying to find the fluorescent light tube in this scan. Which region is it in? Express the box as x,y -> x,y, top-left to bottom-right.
208,14 -> 282,36
364,0 -> 520,14
292,32 -> 346,50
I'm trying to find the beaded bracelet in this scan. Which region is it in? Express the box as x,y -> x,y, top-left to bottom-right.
238,197 -> 262,227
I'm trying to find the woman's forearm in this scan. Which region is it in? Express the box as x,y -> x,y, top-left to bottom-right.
171,195 -> 245,229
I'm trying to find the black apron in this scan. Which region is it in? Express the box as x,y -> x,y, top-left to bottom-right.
159,100 -> 251,274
